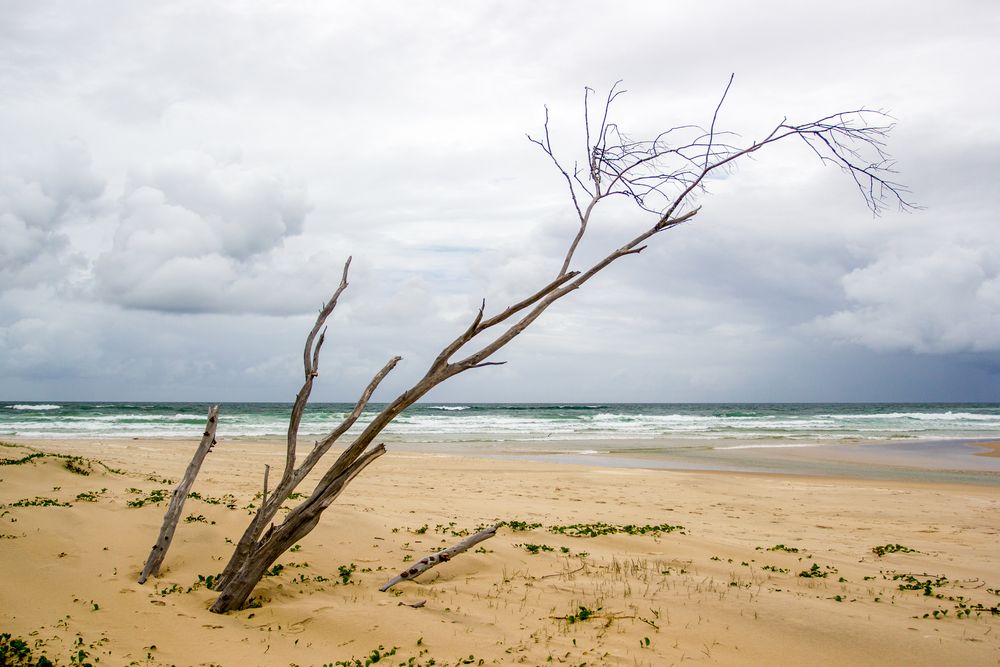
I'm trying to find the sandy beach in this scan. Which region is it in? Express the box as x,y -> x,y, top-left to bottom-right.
1,436 -> 998,666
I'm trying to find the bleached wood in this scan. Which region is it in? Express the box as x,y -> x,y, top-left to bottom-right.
379,524 -> 499,592
138,405 -> 219,584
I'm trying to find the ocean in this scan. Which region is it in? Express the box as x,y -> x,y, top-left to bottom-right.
3,402 -> 999,443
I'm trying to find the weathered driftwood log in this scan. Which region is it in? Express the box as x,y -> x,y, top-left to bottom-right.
138,405 -> 220,584
379,524 -> 499,592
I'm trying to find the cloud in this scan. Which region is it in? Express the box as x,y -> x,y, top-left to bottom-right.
0,140 -> 103,289
808,236 -> 1000,353
95,152 -> 316,314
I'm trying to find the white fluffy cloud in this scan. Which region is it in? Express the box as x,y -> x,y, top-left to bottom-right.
95,152 -> 316,313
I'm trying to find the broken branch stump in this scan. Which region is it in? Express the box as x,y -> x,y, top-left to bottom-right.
138,405 -> 220,584
379,524 -> 499,592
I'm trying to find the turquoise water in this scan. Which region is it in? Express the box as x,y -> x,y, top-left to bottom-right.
3,402 -> 999,442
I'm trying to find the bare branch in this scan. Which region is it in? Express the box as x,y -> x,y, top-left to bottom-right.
379,524 -> 499,592
283,257 -> 352,484
704,73 -> 734,169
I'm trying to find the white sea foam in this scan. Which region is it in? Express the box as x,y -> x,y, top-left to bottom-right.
427,405 -> 470,411
6,404 -> 61,411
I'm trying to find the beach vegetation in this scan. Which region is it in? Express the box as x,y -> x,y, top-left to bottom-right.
798,563 -> 837,578
872,543 -> 917,557
764,544 -> 800,553
187,491 -> 238,509
517,543 -> 554,554
0,632 -> 55,667
74,488 -> 107,502
564,606 -> 599,623
328,644 -> 398,666
502,520 -> 543,532
548,522 -> 685,537
893,573 -> 948,595
9,497 -> 71,508
61,457 -> 91,475
189,574 -> 219,591
338,563 -> 357,584
0,452 -> 44,466
125,488 -> 169,508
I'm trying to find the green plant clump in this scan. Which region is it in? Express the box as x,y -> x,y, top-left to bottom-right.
564,606 -> 599,624
0,632 -> 56,667
872,543 -> 917,557
10,497 -> 71,508
548,522 -> 684,537
126,489 -> 169,508
0,452 -> 44,466
798,563 -> 834,579
338,563 -> 357,585
74,488 -> 108,502
894,573 -> 948,596
766,544 -> 800,553
61,457 -> 91,476
502,520 -> 542,532
518,543 -> 554,554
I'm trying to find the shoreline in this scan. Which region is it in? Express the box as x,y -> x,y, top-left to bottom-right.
12,433 -> 1000,486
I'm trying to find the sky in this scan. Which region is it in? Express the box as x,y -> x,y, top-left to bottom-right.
1,0 -> 999,404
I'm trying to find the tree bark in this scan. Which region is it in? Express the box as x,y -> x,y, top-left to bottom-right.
138,405 -> 219,584
209,444 -> 386,612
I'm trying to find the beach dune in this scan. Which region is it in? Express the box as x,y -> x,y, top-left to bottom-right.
1,437 -> 998,666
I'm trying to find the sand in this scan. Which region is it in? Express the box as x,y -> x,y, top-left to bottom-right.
974,441 -> 1000,458
1,437 -> 998,666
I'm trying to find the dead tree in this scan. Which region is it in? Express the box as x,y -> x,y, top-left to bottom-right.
138,405 -> 219,584
204,78 -> 912,613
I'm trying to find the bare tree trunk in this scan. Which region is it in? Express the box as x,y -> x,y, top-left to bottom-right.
209,444 -> 385,612
138,405 -> 219,584
379,524 -> 499,592
202,80 -> 912,613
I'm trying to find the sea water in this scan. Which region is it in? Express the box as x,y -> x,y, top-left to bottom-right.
3,402 -> 999,443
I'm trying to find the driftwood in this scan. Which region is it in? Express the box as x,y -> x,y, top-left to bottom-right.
379,524 -> 499,592
138,405 -> 219,584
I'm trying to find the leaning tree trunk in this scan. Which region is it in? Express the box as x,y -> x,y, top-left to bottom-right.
210,445 -> 385,611
199,82 -> 911,613
138,405 -> 219,583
